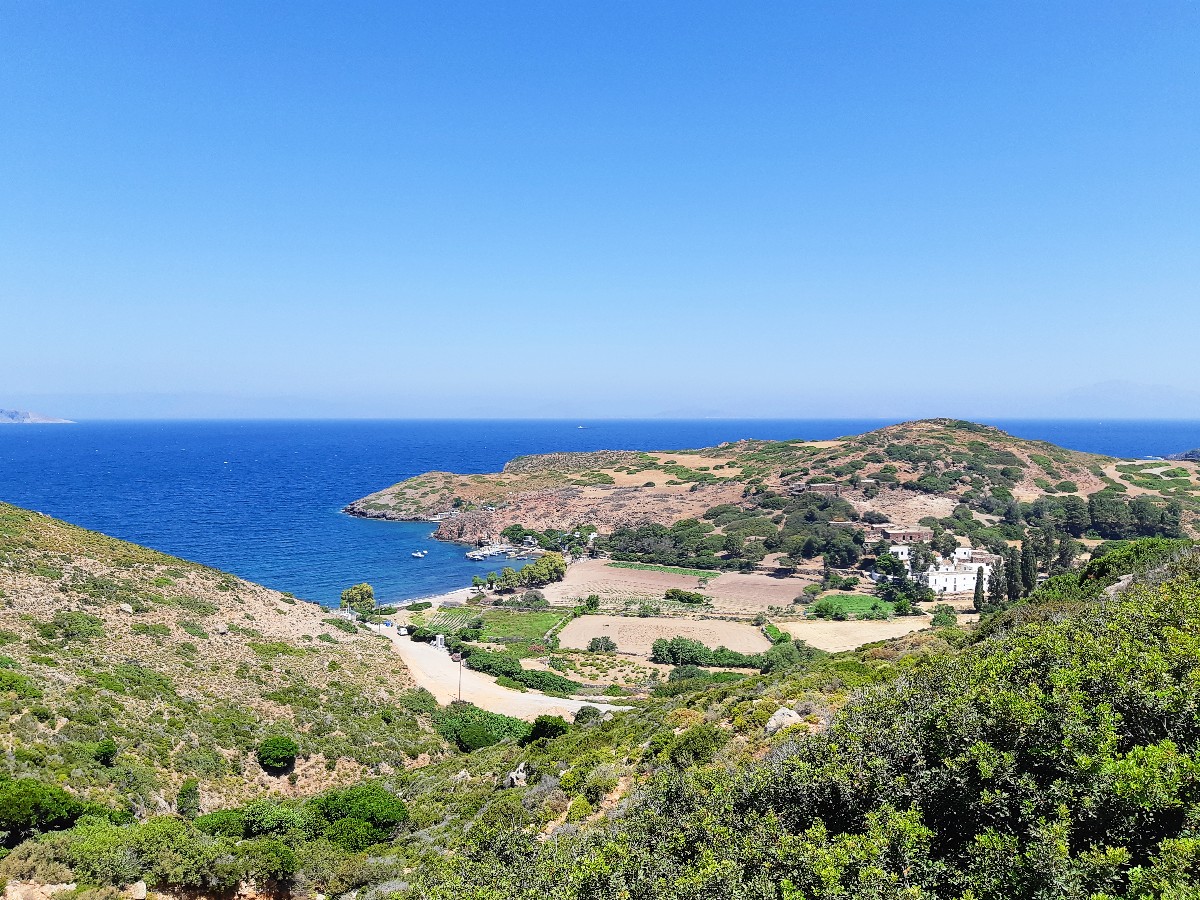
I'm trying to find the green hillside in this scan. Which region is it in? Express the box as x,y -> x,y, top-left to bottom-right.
5,497 -> 1200,898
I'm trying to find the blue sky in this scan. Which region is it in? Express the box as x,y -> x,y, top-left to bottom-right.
2,2 -> 1197,418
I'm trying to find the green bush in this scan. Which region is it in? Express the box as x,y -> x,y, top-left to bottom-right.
255,736 -> 299,773
521,714 -> 569,746
322,817 -> 383,851
0,779 -> 86,847
193,808 -> 245,838
587,636 -> 617,652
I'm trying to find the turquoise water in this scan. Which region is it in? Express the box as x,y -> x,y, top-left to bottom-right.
1,419 -> 1196,605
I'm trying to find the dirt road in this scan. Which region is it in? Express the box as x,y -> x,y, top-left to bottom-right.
373,624 -> 628,721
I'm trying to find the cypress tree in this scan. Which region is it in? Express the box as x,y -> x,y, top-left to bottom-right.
973,566 -> 985,612
989,557 -> 1006,609
1021,541 -> 1038,595
1006,547 -> 1022,603
1039,524 -> 1056,570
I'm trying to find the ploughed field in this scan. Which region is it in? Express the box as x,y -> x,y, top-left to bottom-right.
557,614 -> 773,658
543,558 -> 810,615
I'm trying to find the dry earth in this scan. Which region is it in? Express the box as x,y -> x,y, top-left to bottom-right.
544,558 -> 812,615
375,624 -> 629,720
776,612 -> 980,652
557,614 -> 773,657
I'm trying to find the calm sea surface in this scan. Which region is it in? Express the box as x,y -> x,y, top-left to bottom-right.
1,419 -> 1197,606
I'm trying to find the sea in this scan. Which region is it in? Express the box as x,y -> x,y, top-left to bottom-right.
1,419 -> 1198,607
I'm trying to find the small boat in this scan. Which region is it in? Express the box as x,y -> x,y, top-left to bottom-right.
411,550 -> 428,558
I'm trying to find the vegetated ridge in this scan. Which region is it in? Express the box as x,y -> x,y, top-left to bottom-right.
346,419 -> 1199,545
0,502 -> 442,818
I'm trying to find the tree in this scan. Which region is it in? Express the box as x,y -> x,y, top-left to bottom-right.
1021,541 -> 1038,595
973,567 -> 985,613
521,715 -> 569,746
874,551 -> 906,578
339,583 -> 375,616
92,736 -> 118,766
498,567 -> 521,591
581,594 -> 601,612
177,778 -> 201,820
935,532 -> 958,559
0,779 -> 85,847
588,636 -> 617,652
1054,535 -> 1079,573
931,604 -> 957,628
1039,523 -> 1057,571
909,542 -> 936,574
989,557 -> 1007,609
1005,547 -> 1022,603
1061,494 -> 1091,536
256,735 -> 299,773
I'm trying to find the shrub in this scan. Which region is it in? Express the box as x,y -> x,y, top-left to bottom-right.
668,723 -> 728,767
931,604 -> 958,628
587,636 -> 617,653
255,736 -> 299,773
573,705 -> 602,725
322,817 -> 383,852
312,782 -> 407,829
37,611 -> 104,643
176,778 -> 201,819
235,836 -> 297,882
193,809 -> 245,838
521,715 -> 569,746
664,588 -> 710,605
0,779 -> 85,847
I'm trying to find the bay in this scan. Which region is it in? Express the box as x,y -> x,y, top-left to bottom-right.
1,418 -> 1196,605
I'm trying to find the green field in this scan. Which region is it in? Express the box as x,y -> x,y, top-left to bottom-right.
423,607 -> 567,645
806,593 -> 896,619
607,561 -> 718,579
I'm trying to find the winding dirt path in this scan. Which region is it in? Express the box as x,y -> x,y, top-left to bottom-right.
372,624 -> 629,721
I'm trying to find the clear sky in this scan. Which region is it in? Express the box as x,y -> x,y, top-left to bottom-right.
2,2 -> 1197,419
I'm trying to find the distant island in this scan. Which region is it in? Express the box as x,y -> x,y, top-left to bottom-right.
1170,448 -> 1200,461
0,407 -> 73,423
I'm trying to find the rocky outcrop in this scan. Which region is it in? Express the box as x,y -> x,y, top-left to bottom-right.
765,707 -> 803,735
503,761 -> 530,788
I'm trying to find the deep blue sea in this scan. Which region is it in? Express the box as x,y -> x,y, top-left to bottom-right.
1,419 -> 1198,606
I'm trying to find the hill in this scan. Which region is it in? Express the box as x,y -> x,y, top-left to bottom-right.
0,502 -> 443,817
0,410 -> 72,424
347,419 -> 1199,547
3,505 -> 1200,897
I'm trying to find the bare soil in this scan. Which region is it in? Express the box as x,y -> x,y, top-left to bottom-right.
544,558 -> 812,615
558,614 -> 772,657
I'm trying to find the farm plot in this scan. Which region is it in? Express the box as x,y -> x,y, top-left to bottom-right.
544,558 -> 809,616
558,614 -> 772,659
420,607 -> 567,654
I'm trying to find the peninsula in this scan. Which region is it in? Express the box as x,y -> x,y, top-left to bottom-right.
346,418 -> 1199,546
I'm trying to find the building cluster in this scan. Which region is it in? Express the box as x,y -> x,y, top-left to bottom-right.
854,520 -> 1000,595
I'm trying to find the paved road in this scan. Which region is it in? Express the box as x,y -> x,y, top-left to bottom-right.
373,624 -> 630,721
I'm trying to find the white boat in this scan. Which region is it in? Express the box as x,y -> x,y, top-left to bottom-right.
411,550 -> 428,558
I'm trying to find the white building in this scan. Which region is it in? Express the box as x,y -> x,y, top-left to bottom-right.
922,562 -> 991,595
952,546 -> 1001,567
